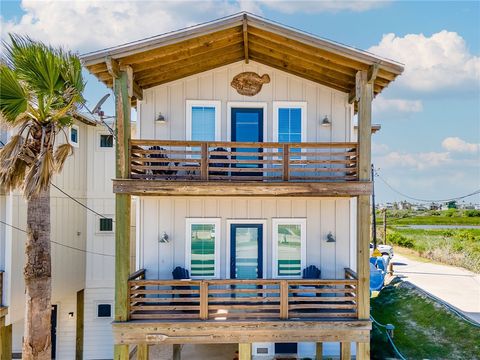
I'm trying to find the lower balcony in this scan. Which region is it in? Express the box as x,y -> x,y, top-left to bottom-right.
113,269 -> 370,346
113,140 -> 372,197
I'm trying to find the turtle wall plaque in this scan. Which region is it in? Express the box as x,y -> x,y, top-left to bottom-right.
230,72 -> 270,96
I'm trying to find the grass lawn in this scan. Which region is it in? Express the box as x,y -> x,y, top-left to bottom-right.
384,227 -> 480,273
371,281 -> 480,360
385,216 -> 480,226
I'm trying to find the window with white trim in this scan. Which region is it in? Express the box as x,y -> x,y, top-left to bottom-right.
96,303 -> 112,318
69,125 -> 79,147
185,218 -> 221,278
98,217 -> 113,232
186,100 -> 221,141
273,102 -> 306,158
272,219 -> 306,278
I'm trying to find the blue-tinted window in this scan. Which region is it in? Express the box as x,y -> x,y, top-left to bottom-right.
278,108 -> 302,157
278,108 -> 302,143
70,127 -> 78,144
191,106 -> 216,141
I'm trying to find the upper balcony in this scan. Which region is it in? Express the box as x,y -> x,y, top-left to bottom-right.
112,140 -> 372,197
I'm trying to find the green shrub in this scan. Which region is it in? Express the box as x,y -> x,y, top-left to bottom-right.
387,232 -> 414,248
464,209 -> 480,217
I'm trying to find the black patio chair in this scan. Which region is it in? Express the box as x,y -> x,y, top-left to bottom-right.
209,147 -> 229,177
148,146 -> 178,178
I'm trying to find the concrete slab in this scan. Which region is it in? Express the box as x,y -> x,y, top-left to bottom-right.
392,252 -> 480,324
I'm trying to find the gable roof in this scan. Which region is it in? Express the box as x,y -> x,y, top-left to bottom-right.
81,12 -> 403,100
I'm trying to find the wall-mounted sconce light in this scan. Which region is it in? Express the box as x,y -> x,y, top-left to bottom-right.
326,231 -> 336,243
156,113 -> 166,124
68,312 -> 74,319
321,115 -> 331,127
159,231 -> 170,243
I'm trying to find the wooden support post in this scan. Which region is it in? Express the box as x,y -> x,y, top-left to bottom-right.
75,289 -> 84,360
0,319 -> 12,360
279,280 -> 288,319
173,344 -> 181,360
113,69 -> 132,360
383,209 -> 387,244
238,343 -> 251,360
340,342 -> 351,360
282,143 -> 290,181
201,143 -> 208,181
199,281 -> 208,320
316,342 -> 323,359
137,344 -> 149,360
356,69 -> 372,360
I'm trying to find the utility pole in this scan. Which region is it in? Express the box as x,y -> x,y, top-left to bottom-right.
383,209 -> 387,245
371,164 -> 377,249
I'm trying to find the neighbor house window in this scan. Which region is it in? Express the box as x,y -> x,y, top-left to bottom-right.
70,125 -> 79,147
96,303 -> 112,318
273,102 -> 306,157
186,100 -> 221,142
99,218 -> 113,232
272,219 -> 306,278
100,134 -> 113,148
185,218 -> 221,278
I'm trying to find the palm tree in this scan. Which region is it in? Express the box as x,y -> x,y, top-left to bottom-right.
0,34 -> 85,360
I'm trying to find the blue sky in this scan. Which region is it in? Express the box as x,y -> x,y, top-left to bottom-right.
1,0 -> 479,204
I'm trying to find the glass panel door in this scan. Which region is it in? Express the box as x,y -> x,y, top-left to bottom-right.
230,224 -> 263,279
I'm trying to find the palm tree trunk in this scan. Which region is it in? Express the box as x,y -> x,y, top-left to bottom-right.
22,187 -> 52,360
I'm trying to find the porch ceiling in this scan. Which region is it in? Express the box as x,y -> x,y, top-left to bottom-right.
81,12 -> 404,101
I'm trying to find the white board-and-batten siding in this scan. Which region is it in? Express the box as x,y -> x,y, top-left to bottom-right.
137,197 -> 353,280
137,60 -> 352,143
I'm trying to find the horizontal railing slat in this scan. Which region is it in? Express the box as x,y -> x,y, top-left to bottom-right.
129,140 -> 358,183
128,273 -> 359,322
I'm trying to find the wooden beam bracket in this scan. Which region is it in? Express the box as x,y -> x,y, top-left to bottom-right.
106,56 -> 120,79
367,64 -> 379,84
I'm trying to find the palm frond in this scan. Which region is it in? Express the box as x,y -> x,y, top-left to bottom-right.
0,134 -> 23,166
53,143 -> 72,173
24,149 -> 54,198
0,65 -> 27,124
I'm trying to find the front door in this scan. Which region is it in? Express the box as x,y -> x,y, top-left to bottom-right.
230,224 -> 263,280
231,108 -> 263,176
51,305 -> 57,359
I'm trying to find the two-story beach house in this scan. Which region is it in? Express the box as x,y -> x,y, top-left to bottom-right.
82,13 -> 403,360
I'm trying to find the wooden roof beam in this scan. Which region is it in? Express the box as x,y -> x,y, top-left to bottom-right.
106,58 -> 143,100
243,14 -> 249,63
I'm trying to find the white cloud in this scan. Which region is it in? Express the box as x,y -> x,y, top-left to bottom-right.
369,31 -> 480,92
0,1 -> 248,53
376,151 -> 451,170
442,137 -> 480,153
0,0 -> 390,54
373,96 -> 423,114
256,0 -> 388,13
372,142 -> 389,155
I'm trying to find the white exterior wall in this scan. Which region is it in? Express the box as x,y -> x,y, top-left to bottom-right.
137,61 -> 352,143
82,125 -> 116,360
83,288 -> 115,360
137,197 -> 352,280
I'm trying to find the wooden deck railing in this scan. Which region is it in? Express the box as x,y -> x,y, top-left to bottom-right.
128,269 -> 358,321
130,140 -> 358,182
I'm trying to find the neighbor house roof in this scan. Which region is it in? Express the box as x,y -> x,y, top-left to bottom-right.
81,12 -> 404,101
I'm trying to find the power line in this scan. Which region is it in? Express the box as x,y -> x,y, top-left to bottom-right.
0,219 -> 115,258
51,183 -> 110,219
375,171 -> 480,203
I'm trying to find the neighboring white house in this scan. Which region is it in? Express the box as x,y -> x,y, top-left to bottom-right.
0,114 -> 123,359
